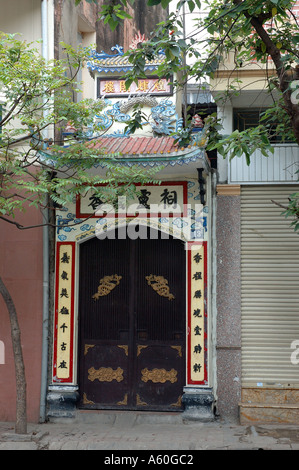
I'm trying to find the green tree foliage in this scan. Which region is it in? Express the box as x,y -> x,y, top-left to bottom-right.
0,32 -> 158,224
91,0 -> 299,150
85,0 -> 299,226
0,30 -> 158,434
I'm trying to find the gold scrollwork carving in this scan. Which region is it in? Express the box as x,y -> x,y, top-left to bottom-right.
171,396 -> 182,408
141,367 -> 177,383
137,345 -> 148,356
84,344 -> 95,356
92,274 -> 122,300
88,366 -> 124,382
136,394 -> 147,406
117,393 -> 128,406
118,345 -> 128,356
171,346 -> 182,357
145,275 -> 175,300
83,392 -> 94,405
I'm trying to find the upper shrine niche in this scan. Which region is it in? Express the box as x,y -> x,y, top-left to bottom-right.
86,33 -> 182,139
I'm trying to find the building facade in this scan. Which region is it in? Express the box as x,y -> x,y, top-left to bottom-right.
1,0 -> 299,426
47,39 -> 216,420
212,12 -> 299,421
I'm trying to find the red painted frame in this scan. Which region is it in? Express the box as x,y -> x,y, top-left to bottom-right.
76,181 -> 188,219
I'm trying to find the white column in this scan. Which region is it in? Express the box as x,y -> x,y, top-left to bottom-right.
217,103 -> 233,184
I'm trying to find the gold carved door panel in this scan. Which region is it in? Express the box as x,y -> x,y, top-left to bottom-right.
78,229 -> 186,411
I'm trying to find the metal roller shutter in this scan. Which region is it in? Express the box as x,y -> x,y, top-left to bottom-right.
241,185 -> 299,386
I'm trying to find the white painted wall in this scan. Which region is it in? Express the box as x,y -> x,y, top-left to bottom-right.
0,0 -> 42,49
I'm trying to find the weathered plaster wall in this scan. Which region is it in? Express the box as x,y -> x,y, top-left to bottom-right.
0,209 -> 43,423
95,0 -> 168,53
216,190 -> 241,421
54,0 -> 98,57
54,0 -> 168,57
0,0 -> 42,47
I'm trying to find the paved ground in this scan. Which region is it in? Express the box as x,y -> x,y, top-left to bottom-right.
1,412 -> 299,452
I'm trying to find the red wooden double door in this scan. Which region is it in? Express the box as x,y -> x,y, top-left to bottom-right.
78,229 -> 186,411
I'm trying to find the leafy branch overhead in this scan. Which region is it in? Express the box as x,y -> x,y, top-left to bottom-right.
0,32 -> 160,226
76,0 -> 299,226
86,0 -> 299,150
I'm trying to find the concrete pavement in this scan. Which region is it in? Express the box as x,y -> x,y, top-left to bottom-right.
1,411 -> 299,451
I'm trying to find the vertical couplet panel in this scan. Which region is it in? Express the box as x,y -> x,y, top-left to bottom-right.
53,242 -> 76,383
187,241 -> 208,385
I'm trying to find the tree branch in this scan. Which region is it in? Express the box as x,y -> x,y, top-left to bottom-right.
0,213 -> 93,230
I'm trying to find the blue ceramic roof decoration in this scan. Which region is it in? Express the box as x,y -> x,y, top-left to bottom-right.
87,44 -> 165,74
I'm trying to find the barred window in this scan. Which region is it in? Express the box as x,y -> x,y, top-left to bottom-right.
233,108 -> 294,143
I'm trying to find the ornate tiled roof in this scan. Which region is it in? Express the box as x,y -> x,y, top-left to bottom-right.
38,135 -> 210,171
88,135 -> 210,170
90,135 -> 177,154
87,45 -> 165,74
